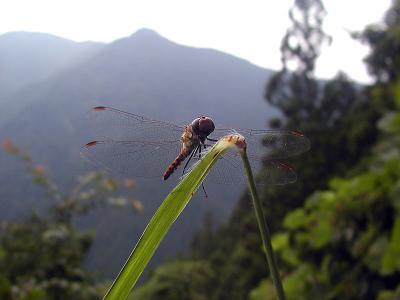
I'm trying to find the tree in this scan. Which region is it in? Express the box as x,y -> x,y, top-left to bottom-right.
266,0 -> 331,128
360,0 -> 400,83
251,1 -> 400,298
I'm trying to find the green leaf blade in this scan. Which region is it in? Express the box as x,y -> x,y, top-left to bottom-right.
104,136 -> 240,300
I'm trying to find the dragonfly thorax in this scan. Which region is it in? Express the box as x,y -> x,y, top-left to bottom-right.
181,125 -> 199,149
191,116 -> 215,142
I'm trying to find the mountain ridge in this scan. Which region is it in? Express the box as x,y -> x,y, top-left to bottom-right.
0,31 -> 105,100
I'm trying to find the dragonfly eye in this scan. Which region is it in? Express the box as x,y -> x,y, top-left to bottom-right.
192,116 -> 215,136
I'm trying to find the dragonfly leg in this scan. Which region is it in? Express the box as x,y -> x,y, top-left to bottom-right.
183,144 -> 208,197
197,144 -> 210,197
206,137 -> 218,142
201,182 -> 208,198
182,144 -> 200,176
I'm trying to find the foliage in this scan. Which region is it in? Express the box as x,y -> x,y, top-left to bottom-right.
273,152 -> 400,298
360,0 -> 400,83
0,141 -> 140,299
256,77 -> 400,299
0,216 -> 99,300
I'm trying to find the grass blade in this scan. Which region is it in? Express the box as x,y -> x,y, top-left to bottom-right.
104,135 -> 244,300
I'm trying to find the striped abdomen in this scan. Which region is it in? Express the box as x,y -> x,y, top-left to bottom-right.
163,148 -> 191,180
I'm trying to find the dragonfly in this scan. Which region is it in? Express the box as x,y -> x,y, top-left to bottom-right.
81,106 -> 310,186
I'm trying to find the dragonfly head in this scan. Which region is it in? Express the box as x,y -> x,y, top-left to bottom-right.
191,116 -> 215,138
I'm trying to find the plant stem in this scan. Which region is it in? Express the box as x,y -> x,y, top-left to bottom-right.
240,151 -> 286,300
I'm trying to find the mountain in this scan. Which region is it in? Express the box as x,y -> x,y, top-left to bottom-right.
0,31 -> 104,100
0,28 -> 277,278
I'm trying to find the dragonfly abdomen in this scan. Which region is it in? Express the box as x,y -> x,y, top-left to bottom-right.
163,125 -> 199,180
163,149 -> 190,180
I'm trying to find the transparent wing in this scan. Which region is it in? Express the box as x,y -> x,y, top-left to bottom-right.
81,139 -> 183,179
87,106 -> 185,142
211,128 -> 310,160
82,107 -> 308,185
200,147 -> 297,186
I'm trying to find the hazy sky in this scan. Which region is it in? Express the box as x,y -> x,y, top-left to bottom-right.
0,0 -> 392,83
